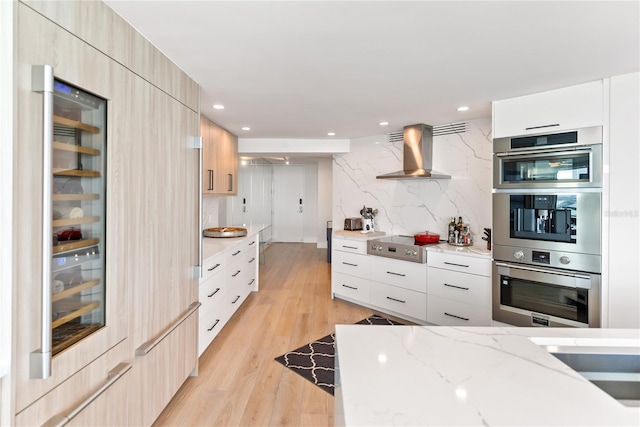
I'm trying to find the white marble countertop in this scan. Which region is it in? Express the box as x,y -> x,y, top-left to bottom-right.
333,230 -> 386,240
202,224 -> 267,260
335,325 -> 640,426
426,242 -> 492,259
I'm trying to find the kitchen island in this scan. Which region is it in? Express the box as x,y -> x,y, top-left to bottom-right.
335,325 -> 640,426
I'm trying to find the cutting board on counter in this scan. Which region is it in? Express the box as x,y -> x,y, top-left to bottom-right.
334,230 -> 386,238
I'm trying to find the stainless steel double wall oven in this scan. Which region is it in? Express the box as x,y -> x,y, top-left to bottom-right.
492,126 -> 603,327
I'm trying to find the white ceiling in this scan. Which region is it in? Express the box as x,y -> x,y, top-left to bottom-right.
105,1 -> 639,140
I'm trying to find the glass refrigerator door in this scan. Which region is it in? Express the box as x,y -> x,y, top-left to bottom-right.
50,79 -> 106,356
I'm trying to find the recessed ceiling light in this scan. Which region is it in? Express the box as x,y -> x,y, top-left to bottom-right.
379,121 -> 389,126
457,106 -> 469,112
242,127 -> 251,131
327,132 -> 336,136
213,104 -> 225,110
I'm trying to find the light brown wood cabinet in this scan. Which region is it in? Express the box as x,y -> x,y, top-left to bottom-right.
201,115 -> 238,195
8,1 -> 199,425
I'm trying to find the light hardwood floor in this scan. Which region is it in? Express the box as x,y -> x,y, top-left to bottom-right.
153,242 -> 404,426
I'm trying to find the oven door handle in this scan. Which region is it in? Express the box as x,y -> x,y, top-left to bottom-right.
495,262 -> 592,281
494,145 -> 594,158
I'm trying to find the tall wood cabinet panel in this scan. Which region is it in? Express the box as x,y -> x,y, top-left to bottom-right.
12,2 -> 200,425
14,4 -> 129,412
22,0 -> 200,112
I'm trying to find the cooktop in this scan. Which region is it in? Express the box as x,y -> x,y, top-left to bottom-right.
367,235 -> 440,263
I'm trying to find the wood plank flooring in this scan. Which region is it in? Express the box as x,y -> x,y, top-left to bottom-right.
153,243 -> 403,427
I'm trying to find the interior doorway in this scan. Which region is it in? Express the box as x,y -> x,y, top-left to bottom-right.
272,164 -> 304,242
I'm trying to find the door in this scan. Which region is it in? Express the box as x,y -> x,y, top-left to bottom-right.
272,165 -> 304,242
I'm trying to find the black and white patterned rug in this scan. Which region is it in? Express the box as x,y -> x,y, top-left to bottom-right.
274,314 -> 404,395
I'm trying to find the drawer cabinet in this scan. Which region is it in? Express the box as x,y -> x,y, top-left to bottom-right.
15,341 -> 129,426
426,267 -> 491,308
333,237 -> 368,254
427,251 -> 491,277
202,252 -> 225,281
427,250 -> 491,326
370,282 -> 427,322
492,80 -> 604,138
331,236 -> 372,305
333,250 -> 371,278
332,272 -> 371,303
427,295 -> 490,327
371,257 -> 427,294
198,232 -> 260,356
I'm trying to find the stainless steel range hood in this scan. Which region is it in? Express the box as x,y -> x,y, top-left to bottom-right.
376,123 -> 451,180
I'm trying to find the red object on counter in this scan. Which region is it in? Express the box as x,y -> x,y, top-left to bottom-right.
414,231 -> 440,244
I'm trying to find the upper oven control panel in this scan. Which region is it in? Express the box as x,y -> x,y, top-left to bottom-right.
493,244 -> 601,274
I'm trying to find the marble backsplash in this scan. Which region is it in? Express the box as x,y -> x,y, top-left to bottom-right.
332,117 -> 492,243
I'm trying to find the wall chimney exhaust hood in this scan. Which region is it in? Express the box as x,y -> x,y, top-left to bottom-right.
376,123 -> 451,180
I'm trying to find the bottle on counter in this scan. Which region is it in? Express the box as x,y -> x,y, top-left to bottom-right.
448,217 -> 456,243
456,216 -> 464,232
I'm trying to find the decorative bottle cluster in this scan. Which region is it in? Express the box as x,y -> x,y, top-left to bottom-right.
447,216 -> 473,246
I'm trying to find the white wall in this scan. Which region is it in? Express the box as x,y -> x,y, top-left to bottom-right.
0,0 -> 13,423
317,158 -> 333,248
607,72 -> 640,328
332,118 -> 493,240
302,162 -> 318,243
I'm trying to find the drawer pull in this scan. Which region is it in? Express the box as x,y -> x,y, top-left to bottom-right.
386,296 -> 406,304
43,362 -> 132,427
249,257 -> 256,264
342,284 -> 358,290
445,312 -> 469,321
444,283 -> 469,291
386,271 -> 406,277
232,250 -> 241,256
207,319 -> 220,331
207,263 -> 221,272
248,278 -> 255,286
444,261 -> 469,268
342,245 -> 357,249
232,295 -> 241,304
342,262 -> 358,267
232,270 -> 241,277
249,241 -> 256,246
136,301 -> 201,356
524,123 -> 560,131
208,288 -> 221,298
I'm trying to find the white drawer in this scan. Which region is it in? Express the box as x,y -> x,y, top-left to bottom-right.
333,237 -> 367,254
245,234 -> 259,256
332,251 -> 371,279
332,271 -> 371,303
199,274 -> 227,309
371,257 -> 427,293
427,267 -> 491,307
370,282 -> 427,322
198,304 -> 230,356
427,251 -> 491,277
226,243 -> 246,266
427,295 -> 491,326
202,252 -> 225,282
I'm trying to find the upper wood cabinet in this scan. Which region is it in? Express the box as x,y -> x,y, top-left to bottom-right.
492,80 -> 604,138
201,116 -> 238,195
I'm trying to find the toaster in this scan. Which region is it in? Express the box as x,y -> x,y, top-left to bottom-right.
344,217 -> 363,231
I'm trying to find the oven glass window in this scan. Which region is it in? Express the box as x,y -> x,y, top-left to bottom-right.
500,275 -> 588,323
509,194 -> 576,243
502,151 -> 590,184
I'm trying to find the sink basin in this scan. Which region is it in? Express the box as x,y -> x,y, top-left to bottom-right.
546,346 -> 640,407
